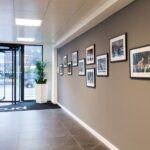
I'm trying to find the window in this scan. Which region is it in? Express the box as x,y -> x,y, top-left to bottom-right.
24,45 -> 43,100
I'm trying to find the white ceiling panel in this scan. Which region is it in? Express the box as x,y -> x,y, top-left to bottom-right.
54,0 -> 135,47
0,26 -> 15,41
14,0 -> 50,12
0,11 -> 14,25
16,27 -> 39,37
0,0 -> 134,45
15,11 -> 44,20
0,0 -> 13,11
41,0 -> 87,37
53,0 -> 106,42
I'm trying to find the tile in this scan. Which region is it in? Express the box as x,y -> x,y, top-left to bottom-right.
91,143 -> 110,150
80,144 -> 97,150
0,109 -> 109,150
67,125 -> 93,136
79,143 -> 110,150
0,142 -> 18,150
47,136 -> 78,148
67,126 -> 99,146
18,135 -> 78,150
72,134 -> 99,145
18,126 -> 69,140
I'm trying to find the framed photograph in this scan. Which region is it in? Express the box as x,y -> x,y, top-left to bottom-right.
110,33 -> 127,62
63,55 -> 68,67
130,45 -> 150,79
59,64 -> 64,76
86,68 -> 95,88
68,61 -> 72,75
86,44 -> 95,65
96,53 -> 108,76
78,59 -> 86,76
72,51 -> 78,67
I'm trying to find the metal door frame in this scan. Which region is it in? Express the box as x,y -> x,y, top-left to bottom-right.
0,44 -> 23,104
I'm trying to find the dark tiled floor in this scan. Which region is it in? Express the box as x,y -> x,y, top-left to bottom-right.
0,109 -> 110,150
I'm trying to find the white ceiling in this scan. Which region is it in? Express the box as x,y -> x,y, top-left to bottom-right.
0,0 -> 134,48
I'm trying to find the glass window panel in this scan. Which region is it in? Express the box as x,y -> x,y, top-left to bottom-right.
24,45 -> 42,100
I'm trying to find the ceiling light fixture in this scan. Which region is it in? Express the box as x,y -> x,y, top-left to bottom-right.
15,19 -> 42,26
17,38 -> 35,42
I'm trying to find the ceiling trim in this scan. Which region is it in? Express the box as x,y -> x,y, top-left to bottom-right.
54,0 -> 135,49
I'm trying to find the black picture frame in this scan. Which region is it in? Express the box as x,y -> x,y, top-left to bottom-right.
78,58 -> 86,76
59,64 -> 64,76
130,45 -> 150,79
96,53 -> 109,77
72,51 -> 78,67
86,68 -> 96,88
63,55 -> 68,67
110,33 -> 127,62
67,61 -> 72,75
86,44 -> 95,65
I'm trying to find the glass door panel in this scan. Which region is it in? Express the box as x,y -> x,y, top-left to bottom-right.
0,45 -> 22,104
16,46 -> 22,102
0,44 -> 43,104
0,51 -> 5,100
4,50 -> 13,101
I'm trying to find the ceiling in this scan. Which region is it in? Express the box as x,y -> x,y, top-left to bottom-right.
0,0 -> 134,48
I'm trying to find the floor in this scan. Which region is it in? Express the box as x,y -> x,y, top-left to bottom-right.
0,103 -> 11,106
0,109 -> 110,150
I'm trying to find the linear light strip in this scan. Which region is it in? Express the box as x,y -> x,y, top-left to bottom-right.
17,38 -> 35,42
15,19 -> 42,27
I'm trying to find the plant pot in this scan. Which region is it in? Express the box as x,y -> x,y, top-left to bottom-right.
35,83 -> 48,103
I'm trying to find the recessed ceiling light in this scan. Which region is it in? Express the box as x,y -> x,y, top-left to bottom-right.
17,38 -> 35,42
15,19 -> 42,26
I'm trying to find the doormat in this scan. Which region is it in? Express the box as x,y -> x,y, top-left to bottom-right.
0,101 -> 60,112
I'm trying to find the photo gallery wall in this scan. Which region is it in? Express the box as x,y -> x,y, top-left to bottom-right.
59,32 -> 150,88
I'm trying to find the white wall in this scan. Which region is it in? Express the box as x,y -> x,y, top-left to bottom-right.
43,44 -> 52,100
51,48 -> 58,104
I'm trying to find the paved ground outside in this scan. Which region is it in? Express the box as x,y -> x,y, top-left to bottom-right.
0,85 -> 35,101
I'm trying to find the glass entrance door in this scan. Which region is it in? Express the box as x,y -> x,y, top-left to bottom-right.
0,47 -> 14,103
0,44 -> 43,104
0,51 -> 5,100
15,46 -> 22,103
0,48 -> 13,102
0,45 -> 22,104
5,50 -> 13,101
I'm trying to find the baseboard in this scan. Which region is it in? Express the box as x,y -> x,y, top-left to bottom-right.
58,102 -> 119,150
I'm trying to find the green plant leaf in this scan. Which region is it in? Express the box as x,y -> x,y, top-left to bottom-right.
34,60 -> 48,84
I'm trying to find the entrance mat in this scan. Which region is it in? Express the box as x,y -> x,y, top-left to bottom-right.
0,101 -> 60,112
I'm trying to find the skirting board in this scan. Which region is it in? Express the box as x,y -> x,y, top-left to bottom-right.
58,102 -> 119,150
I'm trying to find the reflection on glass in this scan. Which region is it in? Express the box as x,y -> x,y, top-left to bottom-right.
16,47 -> 21,101
0,52 -> 5,100
24,45 -> 42,100
4,51 -> 13,101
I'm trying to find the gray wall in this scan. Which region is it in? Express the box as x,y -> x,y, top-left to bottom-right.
57,0 -> 150,150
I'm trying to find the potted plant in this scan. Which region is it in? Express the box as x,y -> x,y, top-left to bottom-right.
34,60 -> 48,103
